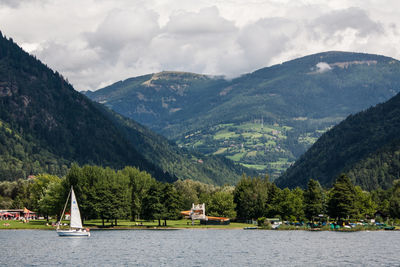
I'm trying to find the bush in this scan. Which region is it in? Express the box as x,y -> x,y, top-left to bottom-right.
257,217 -> 266,226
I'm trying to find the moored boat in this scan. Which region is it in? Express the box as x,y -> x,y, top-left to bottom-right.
56,186 -> 90,237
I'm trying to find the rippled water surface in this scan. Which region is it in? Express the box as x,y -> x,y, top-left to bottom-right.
1,229 -> 399,266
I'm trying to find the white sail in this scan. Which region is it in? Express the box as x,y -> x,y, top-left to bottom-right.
70,188 -> 83,229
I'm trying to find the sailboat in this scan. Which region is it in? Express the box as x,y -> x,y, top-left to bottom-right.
56,186 -> 90,237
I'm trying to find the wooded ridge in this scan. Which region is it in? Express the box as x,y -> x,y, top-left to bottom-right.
0,32 -> 249,185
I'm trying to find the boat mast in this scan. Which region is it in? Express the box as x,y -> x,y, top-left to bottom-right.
57,186 -> 72,230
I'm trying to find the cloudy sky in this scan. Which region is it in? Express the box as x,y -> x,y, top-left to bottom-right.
0,0 -> 399,91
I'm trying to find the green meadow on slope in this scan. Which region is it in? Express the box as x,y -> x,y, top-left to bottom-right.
87,51 -> 400,177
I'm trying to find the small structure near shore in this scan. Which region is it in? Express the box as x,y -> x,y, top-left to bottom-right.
0,208 -> 37,220
180,203 -> 230,225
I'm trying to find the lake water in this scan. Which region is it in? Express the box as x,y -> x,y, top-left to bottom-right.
1,229 -> 399,266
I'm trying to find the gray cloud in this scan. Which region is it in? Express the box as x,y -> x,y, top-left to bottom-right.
0,0 -> 28,8
151,7 -> 241,75
86,8 -> 160,57
0,0 -> 46,8
237,18 -> 296,71
312,7 -> 384,38
0,0 -> 19,8
1,1 -> 398,91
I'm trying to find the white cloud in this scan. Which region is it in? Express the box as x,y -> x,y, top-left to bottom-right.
315,62 -> 332,73
315,7 -> 382,36
0,0 -> 399,91
165,7 -> 236,35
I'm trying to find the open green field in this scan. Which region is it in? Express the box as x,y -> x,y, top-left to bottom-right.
227,152 -> 245,161
0,219 -> 254,230
241,163 -> 267,170
1,219 -> 52,230
213,147 -> 228,155
177,120 -> 329,178
213,130 -> 239,140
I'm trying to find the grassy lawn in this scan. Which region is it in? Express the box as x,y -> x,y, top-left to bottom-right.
193,140 -> 204,147
265,140 -> 276,146
268,158 -> 292,171
240,163 -> 267,170
246,151 -> 257,157
0,219 -> 56,230
241,132 -> 254,138
227,152 -> 245,161
298,135 -> 317,144
213,147 -> 228,155
2,219 -> 398,231
214,130 -> 238,140
0,219 -> 254,230
85,219 -> 253,229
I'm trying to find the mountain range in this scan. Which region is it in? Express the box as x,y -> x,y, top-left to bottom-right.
0,32 -> 250,185
86,51 -> 400,177
3,29 -> 400,190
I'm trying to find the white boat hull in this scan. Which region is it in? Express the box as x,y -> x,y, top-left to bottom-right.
57,229 -> 90,237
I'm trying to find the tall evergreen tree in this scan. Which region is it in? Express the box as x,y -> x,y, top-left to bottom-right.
389,180 -> 400,218
161,183 -> 183,225
327,174 -> 356,219
142,182 -> 164,225
353,186 -> 377,219
304,179 -> 325,220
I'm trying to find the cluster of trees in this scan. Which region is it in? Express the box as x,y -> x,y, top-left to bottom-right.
1,165 -> 400,223
0,165 -> 237,226
278,90 -> 400,191
235,174 -> 400,222
0,122 -> 70,181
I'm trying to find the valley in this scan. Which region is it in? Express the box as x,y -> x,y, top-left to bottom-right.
0,33 -> 250,185
87,52 -> 400,178
177,120 -> 331,178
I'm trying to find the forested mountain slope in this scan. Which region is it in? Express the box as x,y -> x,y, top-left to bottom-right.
0,32 -> 171,182
87,51 -> 400,177
0,32 -> 249,184
276,92 -> 400,190
100,107 -> 255,185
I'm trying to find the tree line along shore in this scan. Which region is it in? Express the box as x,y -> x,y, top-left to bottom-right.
1,164 -> 400,230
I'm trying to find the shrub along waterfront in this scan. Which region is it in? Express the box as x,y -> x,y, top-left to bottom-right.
1,165 -> 400,228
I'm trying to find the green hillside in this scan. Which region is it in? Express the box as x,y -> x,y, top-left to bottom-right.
100,107 -> 255,185
0,32 -> 249,185
0,119 -> 69,180
0,32 -> 172,182
276,92 -> 400,190
87,52 -> 400,177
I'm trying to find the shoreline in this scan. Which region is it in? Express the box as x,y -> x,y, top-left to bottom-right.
1,226 -> 398,231
2,219 -> 398,231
